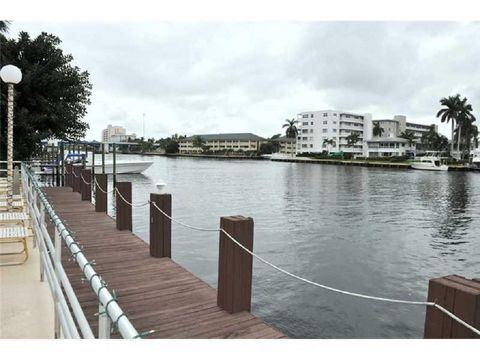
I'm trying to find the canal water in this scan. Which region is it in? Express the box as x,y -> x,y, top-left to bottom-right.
112,154 -> 480,339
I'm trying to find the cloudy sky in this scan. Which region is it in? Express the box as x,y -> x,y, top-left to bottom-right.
7,21 -> 480,140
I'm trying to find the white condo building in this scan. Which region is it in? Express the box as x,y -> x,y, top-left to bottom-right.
101,125 -> 136,143
296,110 -> 372,155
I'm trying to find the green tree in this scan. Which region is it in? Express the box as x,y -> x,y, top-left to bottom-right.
192,135 -> 205,151
283,119 -> 298,138
437,94 -> 461,157
345,133 -> 361,148
399,130 -> 416,148
323,138 -> 335,154
0,21 -> 10,34
372,122 -> 384,137
0,31 -> 92,160
455,97 -> 476,158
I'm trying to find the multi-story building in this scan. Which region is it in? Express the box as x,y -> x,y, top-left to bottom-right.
364,115 -> 438,157
277,136 -> 296,155
296,110 -> 372,155
178,133 -> 265,153
101,125 -> 136,143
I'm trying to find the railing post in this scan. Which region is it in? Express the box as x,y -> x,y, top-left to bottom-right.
95,174 -> 108,213
116,182 -> 132,231
424,275 -> 480,338
149,193 -> 171,258
39,200 -> 46,282
72,166 -> 82,193
54,228 -> 61,338
217,216 -> 254,314
80,169 -> 92,201
98,302 -> 111,339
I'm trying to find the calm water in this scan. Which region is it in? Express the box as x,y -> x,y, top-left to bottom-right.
111,154 -> 479,339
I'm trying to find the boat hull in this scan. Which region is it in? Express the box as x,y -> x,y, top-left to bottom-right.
411,164 -> 449,171
75,161 -> 153,174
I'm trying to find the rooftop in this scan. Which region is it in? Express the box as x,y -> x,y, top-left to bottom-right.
182,133 -> 265,141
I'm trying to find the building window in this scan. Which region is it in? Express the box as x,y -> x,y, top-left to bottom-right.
323,113 -> 328,117
310,129 -> 314,133
332,129 -> 337,132
302,137 -> 308,140
310,114 -> 314,118
302,144 -> 307,148
333,121 -> 337,124
297,136 -> 301,140
302,122 -> 309,126
302,129 -> 308,133
323,121 -> 328,124
322,129 -> 327,133
310,121 -> 314,125
310,144 -> 313,148
302,114 -> 309,118
333,113 -> 337,116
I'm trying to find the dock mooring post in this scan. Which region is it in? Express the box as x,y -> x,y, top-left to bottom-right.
424,275 -> 480,338
149,193 -> 171,258
65,164 -> 73,188
95,174 -> 108,213
72,166 -> 83,193
217,216 -> 254,314
116,182 -> 132,231
80,169 -> 92,201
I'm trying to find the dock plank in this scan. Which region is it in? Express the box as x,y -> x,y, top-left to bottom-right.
44,187 -> 286,339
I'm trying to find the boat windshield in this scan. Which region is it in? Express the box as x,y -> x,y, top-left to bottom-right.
434,160 -> 440,167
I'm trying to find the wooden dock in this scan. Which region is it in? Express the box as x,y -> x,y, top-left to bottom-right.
44,187 -> 285,339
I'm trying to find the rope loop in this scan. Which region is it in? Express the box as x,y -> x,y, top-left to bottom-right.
111,312 -> 128,334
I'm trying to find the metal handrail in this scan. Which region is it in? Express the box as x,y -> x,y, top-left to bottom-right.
22,162 -> 139,339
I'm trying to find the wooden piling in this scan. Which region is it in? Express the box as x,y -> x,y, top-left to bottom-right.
94,174 -> 108,213
149,193 -> 171,258
80,169 -> 92,201
72,166 -> 82,193
116,182 -> 132,231
65,164 -> 73,188
217,216 -> 254,314
424,275 -> 480,338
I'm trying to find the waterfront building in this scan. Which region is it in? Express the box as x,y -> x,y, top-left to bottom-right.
277,136 -> 296,155
365,115 -> 437,157
101,125 -> 136,143
178,133 -> 265,153
295,110 -> 372,155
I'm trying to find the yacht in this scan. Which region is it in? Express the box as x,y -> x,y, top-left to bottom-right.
411,153 -> 449,171
40,152 -> 153,174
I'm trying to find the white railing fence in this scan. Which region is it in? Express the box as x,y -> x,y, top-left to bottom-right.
21,162 -> 140,339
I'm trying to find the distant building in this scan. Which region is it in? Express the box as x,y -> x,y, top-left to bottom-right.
296,110 -> 372,155
365,115 -> 437,157
101,125 -> 136,143
179,133 -> 265,153
277,136 -> 296,155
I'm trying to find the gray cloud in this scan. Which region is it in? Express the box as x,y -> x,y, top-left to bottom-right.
7,21 -> 480,140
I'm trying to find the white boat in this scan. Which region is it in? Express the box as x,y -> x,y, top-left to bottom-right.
79,161 -> 153,174
411,156 -> 449,171
40,152 -> 153,174
470,149 -> 480,169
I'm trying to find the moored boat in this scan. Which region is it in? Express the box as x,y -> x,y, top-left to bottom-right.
411,156 -> 449,171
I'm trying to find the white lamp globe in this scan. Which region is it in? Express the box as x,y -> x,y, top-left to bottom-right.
0,65 -> 22,84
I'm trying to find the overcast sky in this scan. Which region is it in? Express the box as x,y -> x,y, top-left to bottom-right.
7,21 -> 480,140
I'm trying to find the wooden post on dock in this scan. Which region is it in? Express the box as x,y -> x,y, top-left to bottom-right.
72,166 -> 83,193
424,275 -> 480,338
116,182 -> 132,231
149,193 -> 171,258
217,216 -> 254,314
95,174 -> 108,213
65,164 -> 73,188
80,169 -> 92,201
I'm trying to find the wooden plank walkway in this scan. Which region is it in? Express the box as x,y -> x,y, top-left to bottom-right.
44,187 -> 285,339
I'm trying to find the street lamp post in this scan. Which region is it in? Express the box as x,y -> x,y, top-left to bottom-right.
0,65 -> 22,210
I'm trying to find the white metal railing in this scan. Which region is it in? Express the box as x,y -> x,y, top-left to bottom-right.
21,162 -> 140,339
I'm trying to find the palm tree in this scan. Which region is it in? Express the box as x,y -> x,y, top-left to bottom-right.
323,138 -> 336,154
345,133 -> 361,148
437,94 -> 461,157
372,122 -> 385,137
455,96 -> 476,159
283,119 -> 298,138
399,130 -> 416,148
